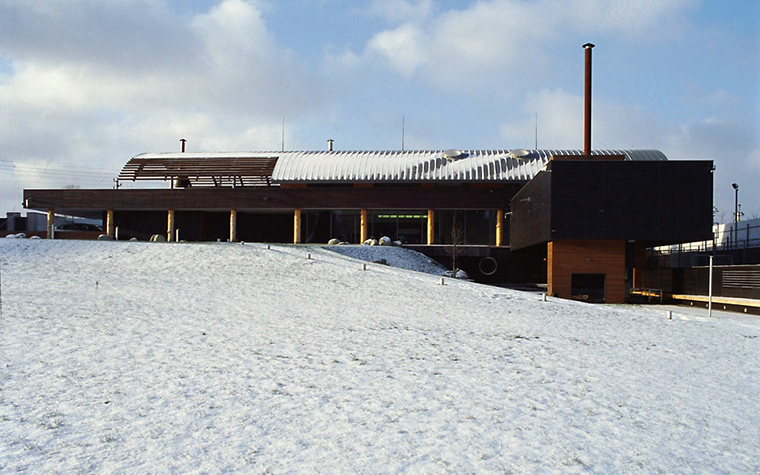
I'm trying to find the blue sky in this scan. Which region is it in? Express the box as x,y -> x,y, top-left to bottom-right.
0,0 -> 758,221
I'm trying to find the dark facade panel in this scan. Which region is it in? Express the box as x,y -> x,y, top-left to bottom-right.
550,160 -> 713,244
510,160 -> 713,250
25,185 -> 521,212
509,170 -> 552,250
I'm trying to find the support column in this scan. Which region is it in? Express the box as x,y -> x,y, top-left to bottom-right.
632,240 -> 647,289
167,209 -> 175,242
360,209 -> 368,243
230,209 -> 238,243
495,209 -> 504,247
106,209 -> 115,239
293,209 -> 302,244
427,209 -> 435,245
46,209 -> 55,239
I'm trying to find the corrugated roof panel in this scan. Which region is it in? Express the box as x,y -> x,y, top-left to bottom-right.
128,149 -> 668,184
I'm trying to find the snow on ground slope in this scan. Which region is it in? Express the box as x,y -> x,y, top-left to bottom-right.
0,240 -> 758,473
325,244 -> 448,275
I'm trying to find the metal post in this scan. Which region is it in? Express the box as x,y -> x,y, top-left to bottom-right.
732,183 -> 739,250
583,43 -> 595,155
708,255 -> 713,318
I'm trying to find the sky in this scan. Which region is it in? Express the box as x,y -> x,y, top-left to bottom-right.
0,0 -> 758,221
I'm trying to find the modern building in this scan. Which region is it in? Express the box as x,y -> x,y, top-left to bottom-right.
23,148 -> 714,303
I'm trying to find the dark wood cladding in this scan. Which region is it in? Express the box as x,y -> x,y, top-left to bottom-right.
25,184 -> 523,212
509,170 -> 552,250
510,160 -> 714,250
642,265 -> 760,299
118,156 -> 278,187
550,160 -> 713,243
548,239 -> 626,303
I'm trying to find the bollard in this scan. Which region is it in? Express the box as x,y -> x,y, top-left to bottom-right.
440,277 -> 445,285
266,244 -> 270,250
667,310 -> 672,320
542,293 -> 547,302
362,263 -> 367,271
307,253 -> 311,260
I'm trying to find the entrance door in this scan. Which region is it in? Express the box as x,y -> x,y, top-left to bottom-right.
571,273 -> 606,303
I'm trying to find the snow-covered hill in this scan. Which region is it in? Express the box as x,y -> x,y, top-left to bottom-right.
1,240 -> 758,473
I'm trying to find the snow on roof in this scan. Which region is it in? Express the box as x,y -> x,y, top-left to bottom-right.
131,149 -> 667,184
271,149 -> 666,183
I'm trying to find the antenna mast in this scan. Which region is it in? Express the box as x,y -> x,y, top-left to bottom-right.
402,115 -> 405,151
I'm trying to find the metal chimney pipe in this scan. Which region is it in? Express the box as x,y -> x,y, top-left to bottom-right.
583,43 -> 594,155
180,138 -> 187,153
327,139 -> 334,151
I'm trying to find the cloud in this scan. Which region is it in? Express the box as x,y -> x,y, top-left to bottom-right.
0,0 -> 191,72
0,0 -> 330,212
350,0 -> 700,92
366,24 -> 427,76
0,3 -> 323,156
499,87 -> 760,222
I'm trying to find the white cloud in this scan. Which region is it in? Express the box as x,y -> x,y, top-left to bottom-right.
500,88 -> 583,149
567,0 -> 698,36
0,0 -> 329,212
0,0 -> 326,125
366,23 -> 427,76
500,87 -> 760,222
352,0 -> 699,92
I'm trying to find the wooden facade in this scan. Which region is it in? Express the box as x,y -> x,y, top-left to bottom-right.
25,185 -> 521,212
548,240 -> 626,303
21,150 -> 714,301
512,159 -> 714,303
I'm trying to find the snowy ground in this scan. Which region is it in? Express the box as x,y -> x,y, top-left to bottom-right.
1,239 -> 759,473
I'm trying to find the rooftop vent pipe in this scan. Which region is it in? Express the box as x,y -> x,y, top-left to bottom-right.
327,139 -> 334,151
180,138 -> 187,153
583,43 -> 594,155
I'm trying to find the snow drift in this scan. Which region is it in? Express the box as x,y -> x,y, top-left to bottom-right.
0,240 -> 758,473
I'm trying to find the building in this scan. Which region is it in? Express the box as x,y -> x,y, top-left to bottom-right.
22,148 -> 713,303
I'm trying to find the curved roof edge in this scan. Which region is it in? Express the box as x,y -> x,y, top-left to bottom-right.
270,149 -> 667,183
131,149 -> 667,184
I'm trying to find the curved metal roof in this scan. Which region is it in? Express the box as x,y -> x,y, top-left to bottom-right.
271,149 -> 666,183
129,149 -> 667,185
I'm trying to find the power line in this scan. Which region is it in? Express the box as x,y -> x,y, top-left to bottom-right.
0,159 -> 119,184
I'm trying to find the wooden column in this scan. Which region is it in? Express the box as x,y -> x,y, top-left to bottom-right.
293,209 -> 302,244
167,209 -> 175,242
46,209 -> 55,239
360,209 -> 368,243
632,240 -> 647,289
427,209 -> 435,245
495,209 -> 504,247
229,209 -> 238,242
106,209 -> 115,239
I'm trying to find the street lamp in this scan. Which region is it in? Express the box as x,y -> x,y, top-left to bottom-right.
732,183 -> 739,249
